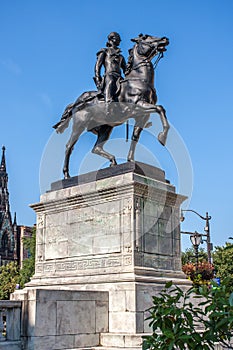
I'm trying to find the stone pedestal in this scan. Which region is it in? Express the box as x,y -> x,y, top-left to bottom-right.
11,289 -> 108,350
25,162 -> 189,348
31,162 -> 186,282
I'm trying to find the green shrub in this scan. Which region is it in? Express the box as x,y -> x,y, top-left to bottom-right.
143,279 -> 233,350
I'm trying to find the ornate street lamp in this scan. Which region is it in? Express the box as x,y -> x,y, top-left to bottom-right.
190,232 -> 202,266
180,209 -> 212,263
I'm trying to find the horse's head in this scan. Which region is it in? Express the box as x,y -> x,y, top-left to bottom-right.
131,34 -> 169,58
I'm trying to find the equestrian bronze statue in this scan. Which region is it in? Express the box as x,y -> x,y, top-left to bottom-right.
53,33 -> 170,179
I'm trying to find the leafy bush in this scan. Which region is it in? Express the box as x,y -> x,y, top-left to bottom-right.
143,279 -> 233,350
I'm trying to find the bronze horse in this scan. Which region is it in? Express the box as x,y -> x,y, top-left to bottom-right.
54,34 -> 170,179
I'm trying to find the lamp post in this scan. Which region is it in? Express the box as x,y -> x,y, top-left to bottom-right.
190,231 -> 202,266
180,209 -> 212,263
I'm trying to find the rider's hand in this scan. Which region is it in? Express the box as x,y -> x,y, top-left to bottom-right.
96,77 -> 102,88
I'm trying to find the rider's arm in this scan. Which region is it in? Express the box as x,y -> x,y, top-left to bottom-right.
94,49 -> 106,88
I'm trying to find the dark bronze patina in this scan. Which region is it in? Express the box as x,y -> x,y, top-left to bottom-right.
94,32 -> 126,105
53,33 -> 170,179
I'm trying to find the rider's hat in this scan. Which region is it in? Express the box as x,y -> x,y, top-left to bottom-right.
107,32 -> 121,42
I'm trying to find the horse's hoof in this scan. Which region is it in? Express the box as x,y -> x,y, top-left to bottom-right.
158,132 -> 167,146
110,159 -> 117,167
127,151 -> 135,162
63,171 -> 70,179
127,155 -> 135,162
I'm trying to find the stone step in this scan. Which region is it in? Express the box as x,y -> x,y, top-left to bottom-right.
100,333 -> 145,348
79,341 -> 232,350
92,347 -> 141,350
63,348 -> 141,350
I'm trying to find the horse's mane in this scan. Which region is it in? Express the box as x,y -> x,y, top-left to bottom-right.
125,46 -> 135,75
125,35 -> 146,75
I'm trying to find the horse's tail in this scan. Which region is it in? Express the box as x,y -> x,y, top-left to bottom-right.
53,103 -> 74,134
53,91 -> 98,134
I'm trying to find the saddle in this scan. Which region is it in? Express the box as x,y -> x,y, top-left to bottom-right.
53,91 -> 104,131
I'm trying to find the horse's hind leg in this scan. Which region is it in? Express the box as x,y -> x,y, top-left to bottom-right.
63,125 -> 85,179
127,124 -> 144,162
154,105 -> 170,146
92,125 -> 117,166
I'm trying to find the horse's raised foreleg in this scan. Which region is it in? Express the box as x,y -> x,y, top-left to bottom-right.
136,102 -> 170,146
154,105 -> 170,146
63,125 -> 85,179
91,125 -> 117,166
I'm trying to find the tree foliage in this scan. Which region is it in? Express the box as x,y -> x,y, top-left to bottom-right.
182,247 -> 208,265
18,228 -> 36,288
0,262 -> 20,300
213,243 -> 233,291
143,279 -> 233,350
0,228 -> 36,299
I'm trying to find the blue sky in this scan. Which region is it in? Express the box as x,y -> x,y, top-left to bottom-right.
1,0 -> 233,251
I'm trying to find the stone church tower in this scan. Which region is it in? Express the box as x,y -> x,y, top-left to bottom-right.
0,146 -> 18,265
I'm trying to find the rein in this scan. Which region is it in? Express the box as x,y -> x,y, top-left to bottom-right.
123,51 -> 164,83
127,52 -> 163,75
153,52 -> 164,69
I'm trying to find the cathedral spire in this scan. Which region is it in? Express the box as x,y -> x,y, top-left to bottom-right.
0,145 -> 9,213
13,212 -> 17,225
0,146 -> 16,266
0,146 -> 6,172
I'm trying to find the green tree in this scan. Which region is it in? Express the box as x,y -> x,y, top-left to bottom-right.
182,246 -> 208,265
0,262 -> 20,300
213,242 -> 233,291
18,228 -> 36,288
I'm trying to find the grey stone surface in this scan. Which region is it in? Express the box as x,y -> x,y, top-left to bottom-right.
100,333 -> 144,348
12,289 -> 108,350
0,301 -> 22,341
57,300 -> 96,334
0,341 -> 22,350
96,300 -> 109,333
74,333 -> 100,347
30,165 -> 186,286
20,163 -> 191,348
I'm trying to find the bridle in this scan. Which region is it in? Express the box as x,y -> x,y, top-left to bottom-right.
129,41 -> 165,73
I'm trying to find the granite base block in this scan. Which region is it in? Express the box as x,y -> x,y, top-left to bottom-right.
11,289 -> 108,350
